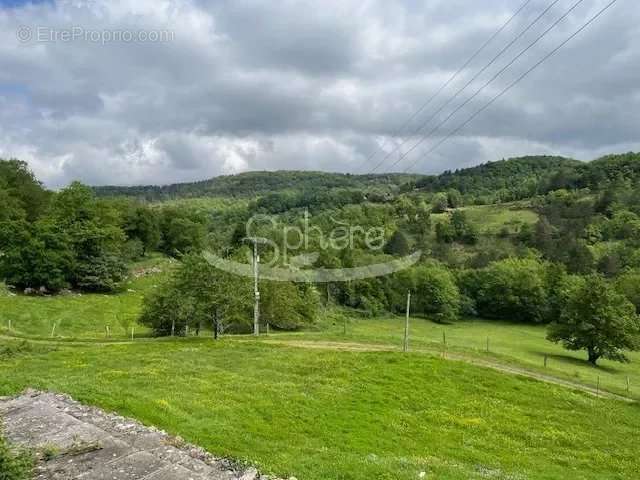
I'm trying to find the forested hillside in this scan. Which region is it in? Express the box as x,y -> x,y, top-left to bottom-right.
92,153 -> 640,206
411,155 -> 583,203
93,170 -> 422,201
3,152 -> 640,365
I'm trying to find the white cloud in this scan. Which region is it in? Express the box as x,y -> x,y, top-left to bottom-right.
0,0 -> 638,188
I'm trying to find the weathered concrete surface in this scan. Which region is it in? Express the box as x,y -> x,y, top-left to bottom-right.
0,390 -> 275,480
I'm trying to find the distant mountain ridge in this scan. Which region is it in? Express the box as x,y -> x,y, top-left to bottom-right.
93,153 -> 640,201
93,170 -> 423,201
413,155 -> 583,195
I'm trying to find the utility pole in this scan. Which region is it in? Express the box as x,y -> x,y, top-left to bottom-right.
404,291 -> 411,353
252,240 -> 260,337
244,238 -> 263,336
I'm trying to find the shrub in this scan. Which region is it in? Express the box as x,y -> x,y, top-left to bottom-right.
0,429 -> 33,480
383,230 -> 410,256
616,271 -> 640,314
139,253 -> 318,335
447,189 -> 463,208
394,263 -> 461,322
431,193 -> 449,213
139,283 -> 195,336
460,258 -> 549,323
73,253 -> 128,292
261,281 -> 320,330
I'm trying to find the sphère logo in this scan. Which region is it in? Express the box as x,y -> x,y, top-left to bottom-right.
204,209 -> 420,282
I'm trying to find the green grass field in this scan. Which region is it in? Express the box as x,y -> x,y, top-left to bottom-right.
2,252 -> 640,479
281,315 -> 639,400
0,256 -> 173,340
1,338 -> 639,480
2,262 -> 638,399
431,204 -> 538,235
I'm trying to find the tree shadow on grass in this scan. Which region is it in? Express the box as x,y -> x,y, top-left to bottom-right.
527,350 -> 621,374
415,315 -> 456,326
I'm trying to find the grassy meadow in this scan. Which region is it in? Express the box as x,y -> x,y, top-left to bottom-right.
2,251 -> 640,479
1,338 -> 639,480
430,203 -> 538,235
0,256 -> 174,340
282,315 -> 640,400
2,258 -> 638,399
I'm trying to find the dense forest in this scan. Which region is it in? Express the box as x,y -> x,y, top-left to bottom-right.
3,152 -> 640,364
93,170 -> 421,201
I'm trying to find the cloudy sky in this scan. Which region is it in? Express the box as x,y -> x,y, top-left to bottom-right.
0,0 -> 638,188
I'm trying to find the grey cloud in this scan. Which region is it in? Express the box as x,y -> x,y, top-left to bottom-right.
0,0 -> 638,188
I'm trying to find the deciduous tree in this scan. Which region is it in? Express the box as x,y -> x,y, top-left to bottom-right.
547,275 -> 640,365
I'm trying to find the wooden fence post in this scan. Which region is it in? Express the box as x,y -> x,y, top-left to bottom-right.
442,331 -> 447,358
403,292 -> 411,353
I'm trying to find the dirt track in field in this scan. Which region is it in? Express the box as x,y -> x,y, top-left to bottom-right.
1,333 -> 634,403
261,339 -> 636,403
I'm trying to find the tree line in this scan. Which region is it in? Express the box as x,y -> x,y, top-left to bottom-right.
0,160 -> 207,292
3,155 -> 640,364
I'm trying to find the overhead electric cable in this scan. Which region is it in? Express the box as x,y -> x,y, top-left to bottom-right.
368,0 -> 563,174
401,0 -> 619,174
379,0 -> 591,173
355,0 -> 534,172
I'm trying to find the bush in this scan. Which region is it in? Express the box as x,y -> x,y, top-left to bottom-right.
121,239 -> 145,262
139,253 -> 318,335
394,263 -> 461,322
435,221 -> 455,243
0,430 -> 33,480
73,253 -> 128,292
431,193 -> 449,213
383,230 -> 410,256
447,189 -> 463,208
616,271 -> 640,314
261,281 -> 320,330
450,210 -> 478,244
0,182 -> 129,293
460,258 -> 550,323
334,277 -> 389,316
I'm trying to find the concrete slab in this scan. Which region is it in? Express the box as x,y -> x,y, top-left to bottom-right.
3,402 -> 111,449
148,446 -> 237,479
0,390 -> 283,480
144,463 -> 209,480
75,451 -> 167,480
36,438 -> 131,479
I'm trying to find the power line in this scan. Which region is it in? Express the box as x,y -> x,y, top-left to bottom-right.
368,0 -> 562,174
355,0 -> 534,173
402,0 -> 619,174
381,0 -> 589,173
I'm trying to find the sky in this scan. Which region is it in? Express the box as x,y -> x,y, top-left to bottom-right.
0,0 -> 638,188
